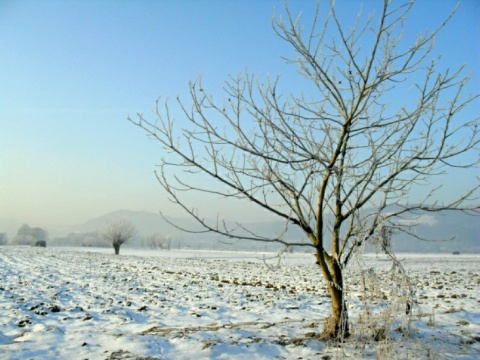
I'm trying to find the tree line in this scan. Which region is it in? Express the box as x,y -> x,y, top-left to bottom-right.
1,219 -> 171,254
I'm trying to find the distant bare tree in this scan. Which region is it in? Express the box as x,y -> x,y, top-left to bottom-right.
146,233 -> 171,250
102,219 -> 137,255
13,224 -> 48,246
81,233 -> 108,247
54,231 -> 107,247
129,1 -> 479,339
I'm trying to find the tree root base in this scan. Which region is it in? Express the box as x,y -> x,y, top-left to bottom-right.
320,315 -> 350,341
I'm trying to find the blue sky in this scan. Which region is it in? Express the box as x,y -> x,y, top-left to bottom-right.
1,0 -> 479,232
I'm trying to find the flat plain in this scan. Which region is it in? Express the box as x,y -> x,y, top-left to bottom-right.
1,246 -> 479,359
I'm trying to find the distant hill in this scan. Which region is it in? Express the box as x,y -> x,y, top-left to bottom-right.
389,210 -> 479,253
59,209 -> 479,253
72,209 -> 169,234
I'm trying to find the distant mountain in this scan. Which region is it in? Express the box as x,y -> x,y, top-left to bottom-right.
72,210 -> 169,234
390,210 -> 479,253
57,208 -> 478,253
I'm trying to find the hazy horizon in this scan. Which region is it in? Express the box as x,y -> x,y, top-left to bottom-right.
1,1 -> 478,231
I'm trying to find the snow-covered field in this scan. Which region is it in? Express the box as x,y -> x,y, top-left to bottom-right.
0,246 -> 479,359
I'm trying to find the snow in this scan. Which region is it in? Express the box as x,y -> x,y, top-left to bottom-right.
1,246 -> 479,359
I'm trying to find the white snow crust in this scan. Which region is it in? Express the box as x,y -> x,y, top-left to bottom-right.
1,246 -> 479,359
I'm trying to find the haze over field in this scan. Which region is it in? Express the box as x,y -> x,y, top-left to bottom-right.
1,1 -> 479,234
2,208 -> 477,254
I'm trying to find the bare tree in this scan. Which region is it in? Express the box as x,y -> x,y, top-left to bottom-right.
146,233 -> 171,250
128,1 -> 479,339
102,218 -> 137,255
13,224 -> 48,246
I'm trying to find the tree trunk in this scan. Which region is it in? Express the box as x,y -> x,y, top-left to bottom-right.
113,243 -> 120,255
317,255 -> 350,340
322,284 -> 349,340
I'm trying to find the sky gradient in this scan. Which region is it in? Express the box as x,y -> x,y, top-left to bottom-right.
1,0 -> 479,234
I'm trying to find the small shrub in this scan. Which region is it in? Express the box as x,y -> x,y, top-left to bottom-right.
35,240 -> 47,247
